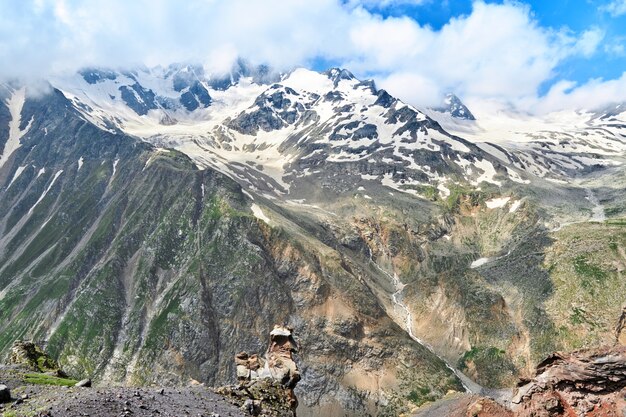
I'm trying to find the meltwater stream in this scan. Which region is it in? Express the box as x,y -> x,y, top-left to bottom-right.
368,251 -> 484,395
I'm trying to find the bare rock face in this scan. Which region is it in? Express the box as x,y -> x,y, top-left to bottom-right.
512,345 -> 626,417
414,346 -> 626,417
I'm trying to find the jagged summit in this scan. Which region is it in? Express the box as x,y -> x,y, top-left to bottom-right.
434,93 -> 476,120
323,67 -> 356,86
67,60 -> 281,118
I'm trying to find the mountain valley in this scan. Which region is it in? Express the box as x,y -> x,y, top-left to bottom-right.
0,63 -> 625,416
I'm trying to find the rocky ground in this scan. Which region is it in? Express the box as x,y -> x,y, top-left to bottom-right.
0,366 -> 247,417
413,394 -> 513,417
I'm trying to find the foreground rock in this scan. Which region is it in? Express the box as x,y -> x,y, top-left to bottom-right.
75,378 -> 92,388
512,345 -> 626,417
218,326 -> 301,416
412,345 -> 626,417
8,341 -> 61,373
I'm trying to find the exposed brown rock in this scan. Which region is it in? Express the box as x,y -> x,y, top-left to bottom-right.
413,346 -> 626,417
465,397 -> 515,417
512,345 -> 626,417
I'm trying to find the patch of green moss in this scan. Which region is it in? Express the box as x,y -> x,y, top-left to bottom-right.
399,184 -> 439,201
23,373 -> 78,387
458,346 -> 517,388
440,184 -> 487,213
573,255 -> 607,291
406,385 -> 436,407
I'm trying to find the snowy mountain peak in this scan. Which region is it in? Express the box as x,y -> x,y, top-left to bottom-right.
434,93 -> 475,120
324,67 -> 356,86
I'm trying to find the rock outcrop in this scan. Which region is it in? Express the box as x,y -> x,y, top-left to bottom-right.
512,345 -> 626,417
216,379 -> 295,417
219,326 -> 301,416
413,346 -> 626,417
8,341 -> 61,373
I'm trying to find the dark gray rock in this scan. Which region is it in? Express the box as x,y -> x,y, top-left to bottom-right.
0,384 -> 10,403
119,83 -> 158,116
79,68 -> 117,84
324,68 -> 355,87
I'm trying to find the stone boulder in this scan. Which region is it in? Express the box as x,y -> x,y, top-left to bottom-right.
75,379 -> 92,388
220,325 -> 301,416
0,384 -> 10,403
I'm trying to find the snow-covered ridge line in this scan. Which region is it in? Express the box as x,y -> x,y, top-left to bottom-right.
429,99 -> 626,182
51,65 -> 588,197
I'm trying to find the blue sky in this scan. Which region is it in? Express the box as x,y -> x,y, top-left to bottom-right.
354,0 -> 626,96
0,0 -> 625,112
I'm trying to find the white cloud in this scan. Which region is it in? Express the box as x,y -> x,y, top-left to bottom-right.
602,0 -> 626,16
0,0 -> 619,113
605,41 -> 626,56
379,72 -> 443,106
345,0 -> 429,7
344,2 -> 601,106
530,73 -> 626,112
572,28 -> 605,57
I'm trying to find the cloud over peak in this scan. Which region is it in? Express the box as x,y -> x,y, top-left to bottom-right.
0,0 -> 621,113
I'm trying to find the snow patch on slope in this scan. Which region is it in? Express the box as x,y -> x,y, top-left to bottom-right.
509,200 -> 522,213
486,197 -> 510,209
472,159 -> 501,186
1,88 -> 33,169
29,170 -> 63,214
251,204 -> 270,224
470,257 -> 491,268
112,158 -> 120,176
7,166 -> 26,189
